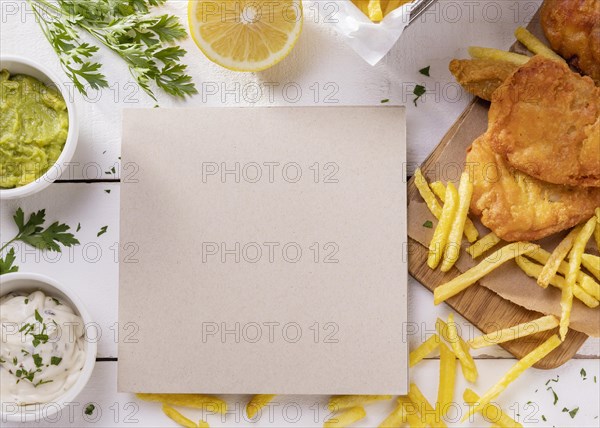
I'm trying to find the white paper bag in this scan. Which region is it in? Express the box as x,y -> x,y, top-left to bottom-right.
327,0 -> 417,65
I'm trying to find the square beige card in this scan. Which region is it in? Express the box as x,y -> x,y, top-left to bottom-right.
118,107 -> 408,395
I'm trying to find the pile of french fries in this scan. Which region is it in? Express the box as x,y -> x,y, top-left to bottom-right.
352,0 -> 413,22
416,168 -> 600,340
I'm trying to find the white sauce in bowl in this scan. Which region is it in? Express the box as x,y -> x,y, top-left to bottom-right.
0,291 -> 86,405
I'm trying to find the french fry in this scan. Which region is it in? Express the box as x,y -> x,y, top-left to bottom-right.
527,248 -> 600,300
382,0 -> 411,16
428,182 -> 459,269
468,46 -> 530,66
439,315 -> 478,383
378,402 -> 406,428
441,172 -> 474,272
434,242 -> 539,304
581,253 -> 600,280
430,181 -> 479,243
594,208 -> 600,251
396,396 -> 426,428
437,342 -> 456,417
463,389 -> 523,428
415,169 -> 443,219
407,383 -> 446,428
562,216 -> 597,340
462,335 -> 562,422
198,421 -> 209,428
368,0 -> 383,22
468,315 -> 559,349
247,394 -> 276,419
467,232 -> 501,259
324,406 -> 366,428
538,226 -> 581,288
137,393 -> 227,414
514,27 -> 564,62
516,256 -> 599,308
162,404 -> 197,428
409,334 -> 440,367
328,395 -> 392,411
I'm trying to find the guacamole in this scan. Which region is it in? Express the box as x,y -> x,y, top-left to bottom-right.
0,69 -> 69,188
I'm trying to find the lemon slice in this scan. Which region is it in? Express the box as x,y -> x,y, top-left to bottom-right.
188,0 -> 303,72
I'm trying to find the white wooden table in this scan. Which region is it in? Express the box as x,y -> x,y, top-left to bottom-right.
1,1 -> 598,426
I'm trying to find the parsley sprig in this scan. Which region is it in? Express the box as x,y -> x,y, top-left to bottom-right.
0,208 -> 80,274
27,0 -> 197,100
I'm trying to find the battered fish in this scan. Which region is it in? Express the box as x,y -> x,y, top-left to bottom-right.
449,59 -> 519,101
487,56 -> 600,187
541,0 -> 600,83
467,136 -> 600,242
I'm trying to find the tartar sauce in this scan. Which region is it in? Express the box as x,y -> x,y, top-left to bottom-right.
0,291 -> 86,405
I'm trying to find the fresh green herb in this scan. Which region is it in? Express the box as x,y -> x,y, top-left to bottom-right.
542,415 -> 546,422
581,368 -> 587,380
105,189 -> 111,194
12,357 -> 17,365
34,309 -> 44,323
21,349 -> 29,356
76,223 -> 81,232
545,375 -> 559,385
419,66 -> 431,77
0,248 -> 19,275
50,356 -> 63,366
85,404 -> 95,415
380,99 -> 390,103
24,298 -> 29,304
34,379 -> 53,387
32,354 -> 43,368
97,226 -> 108,237
547,386 -> 558,405
423,220 -> 433,228
413,85 -> 426,107
562,407 -> 579,419
51,297 -> 61,305
28,0 -> 197,100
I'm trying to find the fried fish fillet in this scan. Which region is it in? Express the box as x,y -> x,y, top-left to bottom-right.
467,136 -> 600,242
449,59 -> 519,101
487,56 -> 600,187
541,0 -> 600,83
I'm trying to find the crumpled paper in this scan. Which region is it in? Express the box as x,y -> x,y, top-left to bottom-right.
328,0 -> 416,65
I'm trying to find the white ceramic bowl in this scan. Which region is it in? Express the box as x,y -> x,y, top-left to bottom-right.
0,55 -> 79,199
0,273 -> 97,422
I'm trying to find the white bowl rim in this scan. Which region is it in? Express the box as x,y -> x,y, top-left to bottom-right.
0,272 -> 97,422
0,54 -> 79,200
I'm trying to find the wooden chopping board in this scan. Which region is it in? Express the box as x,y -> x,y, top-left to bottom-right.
407,10 -> 590,369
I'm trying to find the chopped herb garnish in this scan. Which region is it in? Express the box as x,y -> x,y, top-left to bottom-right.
24,298 -> 29,304
51,297 -> 60,305
423,220 -> 433,228
419,66 -> 431,77
12,357 -> 17,365
562,407 -> 579,419
545,375 -> 559,385
50,356 -> 62,366
34,309 -> 44,323
547,386 -> 558,405
542,415 -> 546,421
595,376 -> 597,383
32,354 -> 43,368
34,379 -> 53,387
413,85 -> 426,107
581,368 -> 587,380
77,223 -> 81,232
97,226 -> 108,237
85,404 -> 95,415
21,349 -> 29,356
0,357 -> 5,364
381,99 -> 390,103
105,189 -> 111,194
